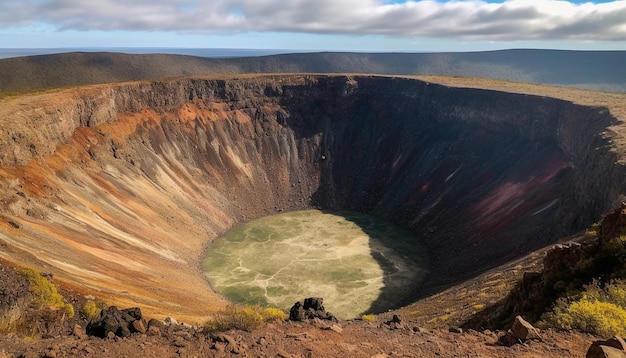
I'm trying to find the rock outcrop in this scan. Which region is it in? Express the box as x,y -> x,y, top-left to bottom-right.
0,75 -> 624,317
86,306 -> 147,338
511,316 -> 541,340
289,297 -> 336,322
599,203 -> 626,244
587,337 -> 626,358
498,316 -> 541,346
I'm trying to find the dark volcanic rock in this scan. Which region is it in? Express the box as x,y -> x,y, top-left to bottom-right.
289,297 -> 336,321
385,314 -> 407,330
599,203 -> 626,244
543,242 -> 595,279
587,337 -> 626,358
86,306 -> 146,338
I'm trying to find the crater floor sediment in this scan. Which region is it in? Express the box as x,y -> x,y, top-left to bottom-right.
203,210 -> 427,318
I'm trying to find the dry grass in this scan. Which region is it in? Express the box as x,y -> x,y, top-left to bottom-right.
18,268 -> 74,318
204,305 -> 288,333
361,314 -> 376,323
81,299 -> 107,320
543,280 -> 626,336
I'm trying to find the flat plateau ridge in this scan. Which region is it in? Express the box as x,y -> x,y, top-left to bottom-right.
1,50 -> 625,92
1,74 -> 626,321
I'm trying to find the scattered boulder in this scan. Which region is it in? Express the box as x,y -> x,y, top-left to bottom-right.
498,316 -> 541,346
587,345 -> 626,358
164,316 -> 178,326
384,314 -> 406,330
587,337 -> 626,358
289,297 -> 336,322
132,319 -> 146,334
86,306 -> 147,338
147,318 -> 164,335
148,318 -> 164,329
603,337 -> 626,351
510,315 -> 541,340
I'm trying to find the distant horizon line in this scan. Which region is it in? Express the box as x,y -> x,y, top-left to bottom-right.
1,47 -> 625,60
4,46 -> 626,51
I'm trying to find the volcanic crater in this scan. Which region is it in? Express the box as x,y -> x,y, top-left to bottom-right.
0,74 -> 624,321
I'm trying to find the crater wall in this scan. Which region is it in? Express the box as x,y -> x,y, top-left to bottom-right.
0,75 -> 623,318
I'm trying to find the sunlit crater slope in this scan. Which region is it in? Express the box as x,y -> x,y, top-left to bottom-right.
0,75 -> 624,320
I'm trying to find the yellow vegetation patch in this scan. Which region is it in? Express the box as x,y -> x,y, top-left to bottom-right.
81,299 -> 107,320
18,268 -> 74,318
361,314 -> 376,322
547,296 -> 626,337
204,305 -> 287,333
544,280 -> 626,337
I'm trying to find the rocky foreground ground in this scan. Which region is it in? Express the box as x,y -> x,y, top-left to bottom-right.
0,257 -> 606,358
0,316 -> 600,357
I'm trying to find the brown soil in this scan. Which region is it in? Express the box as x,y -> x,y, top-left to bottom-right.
0,320 -> 597,358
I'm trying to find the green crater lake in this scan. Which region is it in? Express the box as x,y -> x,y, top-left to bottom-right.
202,210 -> 427,318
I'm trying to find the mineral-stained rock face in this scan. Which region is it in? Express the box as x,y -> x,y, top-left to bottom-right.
0,75 -> 624,320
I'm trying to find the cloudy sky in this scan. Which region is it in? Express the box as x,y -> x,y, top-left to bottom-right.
1,0 -> 625,52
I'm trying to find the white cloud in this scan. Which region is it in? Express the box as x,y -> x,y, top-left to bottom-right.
1,0 -> 625,41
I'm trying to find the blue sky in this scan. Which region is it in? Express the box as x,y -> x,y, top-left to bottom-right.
0,0 -> 625,52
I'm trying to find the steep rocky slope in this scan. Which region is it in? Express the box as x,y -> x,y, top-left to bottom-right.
0,75 -> 625,321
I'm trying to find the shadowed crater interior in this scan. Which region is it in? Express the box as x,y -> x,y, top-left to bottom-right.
0,75 -> 624,317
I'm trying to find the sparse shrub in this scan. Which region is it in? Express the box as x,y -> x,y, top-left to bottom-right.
546,296 -> 626,337
18,268 -> 74,318
585,222 -> 601,239
204,305 -> 287,333
585,280 -> 626,307
261,307 -> 288,322
361,314 -> 376,322
64,302 -> 75,319
544,280 -> 626,336
81,299 -> 107,320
